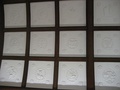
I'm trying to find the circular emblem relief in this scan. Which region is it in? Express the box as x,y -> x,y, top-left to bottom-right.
37,38 -> 47,49
67,38 -> 78,49
102,37 -> 113,49
66,69 -> 78,82
36,68 -> 46,80
7,66 -> 17,80
103,69 -> 116,84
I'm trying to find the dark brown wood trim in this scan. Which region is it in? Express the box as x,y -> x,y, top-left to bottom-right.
22,1 -> 31,87
86,0 -> 95,90
0,0 -> 4,67
53,0 -> 59,89
94,58 -> 120,62
94,26 -> 120,31
58,57 -> 86,61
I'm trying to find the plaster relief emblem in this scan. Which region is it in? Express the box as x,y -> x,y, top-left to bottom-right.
62,81 -> 66,84
117,83 -> 120,87
30,79 -> 34,83
103,5 -> 111,16
79,81 -> 83,86
97,49 -> 101,54
7,66 -> 17,80
66,69 -> 78,82
47,64 -> 51,69
79,49 -> 83,53
79,64 -> 83,69
62,64 -> 67,68
0,77 -> 5,81
103,69 -> 116,84
97,65 -> 102,69
102,37 -> 113,49
36,68 -> 46,80
70,7 -> 76,12
37,38 -> 47,49
62,49 -> 67,52
98,82 -> 103,86
96,34 -> 101,38
115,65 -> 120,69
46,80 -> 50,84
17,63 -> 22,68
68,38 -> 78,49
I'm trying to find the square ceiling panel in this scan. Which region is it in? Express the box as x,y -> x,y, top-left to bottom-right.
94,0 -> 120,26
4,3 -> 26,28
94,31 -> 120,58
60,0 -> 86,26
30,1 -> 55,27
59,31 -> 86,57
58,62 -> 86,90
26,61 -> 54,89
30,31 -> 55,57
0,60 -> 24,87
3,32 -> 26,56
95,62 -> 120,90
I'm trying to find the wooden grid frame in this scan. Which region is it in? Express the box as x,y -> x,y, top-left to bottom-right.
0,0 -> 120,90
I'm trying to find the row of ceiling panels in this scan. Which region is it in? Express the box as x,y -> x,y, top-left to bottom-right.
3,31 -> 120,58
0,60 -> 120,90
4,0 -> 120,28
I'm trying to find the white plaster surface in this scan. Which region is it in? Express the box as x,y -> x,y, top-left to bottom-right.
26,61 -> 54,89
0,60 -> 25,87
4,3 -> 26,28
59,31 -> 86,57
94,31 -> 120,57
30,31 -> 55,57
3,32 -> 26,56
31,2 -> 55,27
95,62 -> 120,88
58,62 -> 86,89
60,0 -> 86,26
94,0 -> 120,26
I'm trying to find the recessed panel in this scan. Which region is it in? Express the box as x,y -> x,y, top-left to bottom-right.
94,0 -> 120,26
31,2 -> 55,27
58,62 -> 86,90
59,0 -> 86,26
30,31 -> 55,57
0,60 -> 24,87
59,31 -> 86,57
94,31 -> 120,57
3,32 -> 26,56
95,62 -> 120,90
26,61 -> 54,89
4,3 -> 26,28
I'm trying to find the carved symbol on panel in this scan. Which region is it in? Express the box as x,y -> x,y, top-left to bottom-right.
36,68 -> 46,80
79,81 -> 83,86
7,66 -> 17,80
66,69 -> 78,82
67,38 -> 78,49
116,83 -> 120,87
96,34 -> 101,38
98,82 -> 103,86
37,38 -> 47,49
103,3 -> 111,16
97,65 -> 102,69
10,38 -> 19,46
102,37 -> 113,49
70,7 -> 76,12
103,69 -> 116,84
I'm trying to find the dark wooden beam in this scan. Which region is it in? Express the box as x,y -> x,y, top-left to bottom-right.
22,0 -> 30,87
0,0 -> 4,67
86,0 -> 95,90
53,0 -> 59,89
